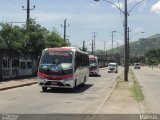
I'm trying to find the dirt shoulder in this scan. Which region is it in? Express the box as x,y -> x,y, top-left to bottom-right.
98,69 -> 148,114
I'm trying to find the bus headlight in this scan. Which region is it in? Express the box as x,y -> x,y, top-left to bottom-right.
38,77 -> 43,80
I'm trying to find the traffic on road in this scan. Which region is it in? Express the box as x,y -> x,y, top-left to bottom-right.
0,67 -> 122,114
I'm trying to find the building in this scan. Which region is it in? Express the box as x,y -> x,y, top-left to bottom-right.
0,49 -> 38,81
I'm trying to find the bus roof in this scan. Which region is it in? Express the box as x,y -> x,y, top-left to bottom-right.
89,55 -> 97,59
44,47 -> 88,55
109,63 -> 117,65
47,47 -> 73,51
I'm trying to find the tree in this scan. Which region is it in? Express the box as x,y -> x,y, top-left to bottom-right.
0,23 -> 24,51
145,49 -> 160,65
0,36 -> 7,48
0,20 -> 70,55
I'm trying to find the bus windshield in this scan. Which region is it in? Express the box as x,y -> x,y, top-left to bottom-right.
89,59 -> 97,67
40,50 -> 73,73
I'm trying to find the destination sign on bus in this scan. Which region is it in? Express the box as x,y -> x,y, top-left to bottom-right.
89,58 -> 96,60
48,51 -> 71,56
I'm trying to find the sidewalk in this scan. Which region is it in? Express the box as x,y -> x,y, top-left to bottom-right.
0,77 -> 37,91
145,66 -> 160,72
0,68 -> 107,91
97,69 -> 148,114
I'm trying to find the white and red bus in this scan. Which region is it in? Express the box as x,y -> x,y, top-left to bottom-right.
37,47 -> 89,92
89,55 -> 99,76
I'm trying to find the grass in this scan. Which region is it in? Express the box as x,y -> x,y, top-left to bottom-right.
115,68 -> 144,101
130,69 -> 144,101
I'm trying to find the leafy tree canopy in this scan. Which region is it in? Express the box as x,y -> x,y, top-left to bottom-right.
0,19 -> 70,55
145,49 -> 160,65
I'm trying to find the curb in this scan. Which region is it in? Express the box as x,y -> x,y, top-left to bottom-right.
94,71 -> 122,114
0,81 -> 37,91
131,68 -> 150,114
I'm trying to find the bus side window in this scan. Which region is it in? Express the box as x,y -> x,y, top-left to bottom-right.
77,53 -> 81,67
75,53 -> 78,71
75,52 -> 81,70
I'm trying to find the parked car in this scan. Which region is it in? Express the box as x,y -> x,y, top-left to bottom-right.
108,63 -> 118,73
134,63 -> 141,69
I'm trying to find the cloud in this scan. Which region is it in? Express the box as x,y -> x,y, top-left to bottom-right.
151,1 -> 160,14
88,2 -> 100,9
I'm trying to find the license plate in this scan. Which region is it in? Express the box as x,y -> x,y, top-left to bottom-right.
51,81 -> 57,85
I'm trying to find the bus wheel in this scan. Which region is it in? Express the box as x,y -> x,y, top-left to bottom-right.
74,80 -> 77,89
71,80 -> 77,91
42,87 -> 47,92
82,77 -> 86,86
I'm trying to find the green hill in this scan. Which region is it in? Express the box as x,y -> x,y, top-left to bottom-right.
116,34 -> 160,56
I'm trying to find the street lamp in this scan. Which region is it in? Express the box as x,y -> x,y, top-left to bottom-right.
94,0 -> 124,13
91,32 -> 97,55
112,31 -> 116,54
94,0 -> 145,81
129,31 -> 145,40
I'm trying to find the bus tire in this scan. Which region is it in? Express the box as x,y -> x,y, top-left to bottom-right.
82,77 -> 86,86
42,87 -> 47,92
73,80 -> 77,89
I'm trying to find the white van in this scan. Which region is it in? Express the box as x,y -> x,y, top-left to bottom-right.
134,63 -> 141,69
108,63 -> 118,73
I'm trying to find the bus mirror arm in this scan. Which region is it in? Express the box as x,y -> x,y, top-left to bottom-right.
38,56 -> 41,61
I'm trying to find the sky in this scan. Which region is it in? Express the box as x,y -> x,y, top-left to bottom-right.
0,0 -> 160,51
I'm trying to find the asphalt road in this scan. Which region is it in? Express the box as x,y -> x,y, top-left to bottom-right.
0,68 -> 122,114
132,66 -> 160,113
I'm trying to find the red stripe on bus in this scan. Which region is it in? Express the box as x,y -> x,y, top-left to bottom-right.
37,72 -> 73,80
48,48 -> 72,51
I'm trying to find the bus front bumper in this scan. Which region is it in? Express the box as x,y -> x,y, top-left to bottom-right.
89,70 -> 99,75
38,77 -> 75,88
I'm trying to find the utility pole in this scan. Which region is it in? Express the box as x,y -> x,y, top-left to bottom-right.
61,19 -> 70,42
127,27 -> 130,74
92,39 -> 94,55
22,0 -> 35,28
83,41 -> 85,51
103,41 -> 108,55
116,42 -> 120,65
104,41 -> 106,54
94,0 -> 145,82
92,32 -> 97,55
116,42 -> 120,54
112,31 -> 116,54
124,0 -> 128,81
